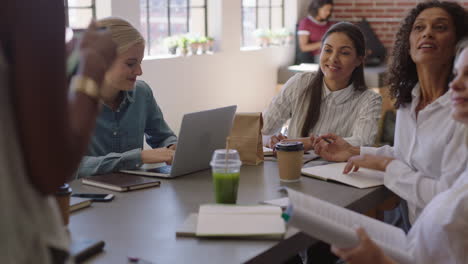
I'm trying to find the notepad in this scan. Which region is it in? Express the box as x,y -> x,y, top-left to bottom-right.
195,204 -> 285,238
69,197 -> 92,213
263,146 -> 274,156
286,188 -> 413,264
301,162 -> 384,189
82,173 -> 161,192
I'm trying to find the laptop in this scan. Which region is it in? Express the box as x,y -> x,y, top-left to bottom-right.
120,105 -> 237,178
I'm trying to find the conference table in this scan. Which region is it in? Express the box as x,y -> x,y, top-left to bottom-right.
69,160 -> 393,264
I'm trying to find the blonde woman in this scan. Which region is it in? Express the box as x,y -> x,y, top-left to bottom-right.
77,18 -> 177,177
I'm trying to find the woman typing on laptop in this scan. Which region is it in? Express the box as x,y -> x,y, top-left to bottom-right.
77,17 -> 177,178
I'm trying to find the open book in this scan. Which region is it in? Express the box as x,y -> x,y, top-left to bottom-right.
301,162 -> 384,188
195,204 -> 285,238
286,189 -> 412,264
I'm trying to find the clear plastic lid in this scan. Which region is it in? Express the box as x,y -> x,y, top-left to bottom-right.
210,149 -> 242,168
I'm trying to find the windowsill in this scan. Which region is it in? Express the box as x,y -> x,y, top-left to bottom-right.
240,44 -> 292,52
143,51 -> 216,61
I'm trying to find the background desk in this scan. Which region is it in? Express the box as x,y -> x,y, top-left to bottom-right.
69,160 -> 392,264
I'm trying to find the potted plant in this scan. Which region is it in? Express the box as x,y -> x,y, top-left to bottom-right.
177,36 -> 189,56
206,36 -> 214,52
198,36 -> 208,53
253,28 -> 271,47
188,37 -> 200,55
163,36 -> 178,55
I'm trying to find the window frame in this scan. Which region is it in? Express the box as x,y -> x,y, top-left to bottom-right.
241,0 -> 285,47
141,0 -> 209,56
65,0 -> 97,28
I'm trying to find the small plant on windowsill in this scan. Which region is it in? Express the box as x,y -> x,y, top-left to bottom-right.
206,37 -> 214,52
198,36 -> 208,54
188,37 -> 200,55
177,36 -> 189,56
163,36 -> 178,55
271,28 -> 291,46
253,28 -> 271,47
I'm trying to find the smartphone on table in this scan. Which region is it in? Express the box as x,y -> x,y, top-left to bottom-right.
71,193 -> 115,202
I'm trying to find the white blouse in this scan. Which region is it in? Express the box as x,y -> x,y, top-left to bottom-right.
407,171 -> 468,264
361,84 -> 468,224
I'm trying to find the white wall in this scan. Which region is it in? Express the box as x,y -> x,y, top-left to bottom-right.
111,0 -> 297,133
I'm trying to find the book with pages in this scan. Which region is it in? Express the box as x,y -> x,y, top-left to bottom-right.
286,188 -> 413,264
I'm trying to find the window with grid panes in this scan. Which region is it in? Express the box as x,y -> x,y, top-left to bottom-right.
65,0 -> 96,29
140,0 -> 208,56
242,0 -> 284,47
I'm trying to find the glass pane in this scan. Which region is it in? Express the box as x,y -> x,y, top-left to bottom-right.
170,0 -> 187,7
242,7 -> 256,47
271,7 -> 283,29
190,8 -> 206,36
190,0 -> 205,6
151,0 -> 167,8
242,0 -> 256,7
271,0 -> 283,6
258,7 -> 269,29
149,6 -> 170,55
140,0 -> 150,54
170,6 -> 188,35
68,8 -> 93,29
258,0 -> 269,7
68,0 -> 92,7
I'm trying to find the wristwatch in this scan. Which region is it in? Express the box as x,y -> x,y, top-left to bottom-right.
71,75 -> 100,101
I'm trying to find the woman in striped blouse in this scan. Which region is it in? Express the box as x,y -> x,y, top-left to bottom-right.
263,22 -> 382,150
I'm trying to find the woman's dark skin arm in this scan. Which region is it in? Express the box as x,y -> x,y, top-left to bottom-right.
7,0 -> 116,194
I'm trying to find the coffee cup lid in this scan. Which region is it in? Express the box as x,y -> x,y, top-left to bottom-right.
56,183 -> 72,196
275,142 -> 304,152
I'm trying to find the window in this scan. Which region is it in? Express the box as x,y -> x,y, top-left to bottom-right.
65,0 -> 96,29
241,0 -> 285,47
140,0 -> 208,56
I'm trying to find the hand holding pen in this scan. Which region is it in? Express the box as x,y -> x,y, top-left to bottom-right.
313,133 -> 360,162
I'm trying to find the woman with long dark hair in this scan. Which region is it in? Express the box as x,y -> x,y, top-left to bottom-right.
263,22 -> 382,151
331,37 -> 468,264
314,1 -> 468,226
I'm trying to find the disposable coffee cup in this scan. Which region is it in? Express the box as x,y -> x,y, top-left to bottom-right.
275,142 -> 304,182
210,149 -> 242,204
55,183 -> 72,225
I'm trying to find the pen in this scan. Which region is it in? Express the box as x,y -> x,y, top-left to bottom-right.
128,256 -> 155,264
315,134 -> 332,144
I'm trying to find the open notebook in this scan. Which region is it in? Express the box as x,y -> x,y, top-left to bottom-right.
286,188 -> 413,264
190,204 -> 285,239
301,162 -> 384,188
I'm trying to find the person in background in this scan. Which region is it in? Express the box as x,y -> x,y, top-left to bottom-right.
1,0 -> 116,262
332,37 -> 468,264
314,1 -> 468,228
297,0 -> 334,63
77,17 -> 177,178
263,22 -> 381,152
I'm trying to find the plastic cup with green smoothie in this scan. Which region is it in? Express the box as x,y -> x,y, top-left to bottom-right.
210,149 -> 242,204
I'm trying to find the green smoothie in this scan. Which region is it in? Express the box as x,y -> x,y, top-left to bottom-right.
213,172 -> 240,204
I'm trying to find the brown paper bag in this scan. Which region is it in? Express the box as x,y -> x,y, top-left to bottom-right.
228,112 -> 263,165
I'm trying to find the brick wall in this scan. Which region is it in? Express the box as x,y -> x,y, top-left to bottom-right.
331,0 -> 468,54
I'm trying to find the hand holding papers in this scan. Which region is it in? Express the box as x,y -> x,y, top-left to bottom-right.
285,189 -> 413,264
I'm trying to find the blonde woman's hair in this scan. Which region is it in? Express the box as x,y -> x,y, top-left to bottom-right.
96,17 -> 144,54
